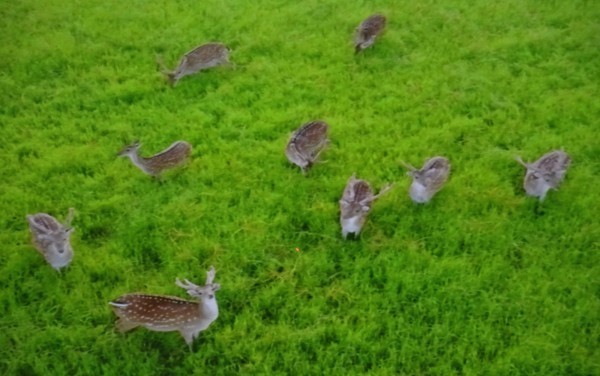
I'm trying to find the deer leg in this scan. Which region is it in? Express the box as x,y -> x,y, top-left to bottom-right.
180,329 -> 195,351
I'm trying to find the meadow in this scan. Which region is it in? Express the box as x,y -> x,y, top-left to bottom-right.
1,0 -> 599,374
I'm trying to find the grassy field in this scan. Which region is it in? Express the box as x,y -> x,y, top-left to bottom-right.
1,0 -> 599,374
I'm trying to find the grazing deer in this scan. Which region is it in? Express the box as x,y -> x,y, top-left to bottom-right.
515,150 -> 571,201
117,140 -> 192,177
157,43 -> 230,85
285,120 -> 329,174
339,174 -> 392,239
109,266 -> 221,350
354,14 -> 386,54
26,208 -> 75,271
401,157 -> 451,203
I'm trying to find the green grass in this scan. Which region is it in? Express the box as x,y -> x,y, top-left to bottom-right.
1,0 -> 599,374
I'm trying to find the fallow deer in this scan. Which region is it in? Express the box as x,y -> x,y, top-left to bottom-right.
109,266 -> 221,350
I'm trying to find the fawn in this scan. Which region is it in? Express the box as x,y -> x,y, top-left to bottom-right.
285,120 -> 330,174
118,140 -> 191,177
516,150 -> 571,201
354,14 -> 387,54
157,43 -> 230,85
401,156 -> 451,203
339,174 -> 392,238
109,266 -> 221,350
26,208 -> 75,271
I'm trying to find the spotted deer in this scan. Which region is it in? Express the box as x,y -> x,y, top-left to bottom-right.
157,42 -> 230,85
339,174 -> 392,239
117,140 -> 192,177
285,120 -> 330,174
26,208 -> 75,271
515,150 -> 571,201
109,266 -> 221,350
401,156 -> 451,203
354,14 -> 387,54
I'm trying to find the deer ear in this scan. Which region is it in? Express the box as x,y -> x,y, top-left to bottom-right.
212,284 -> 221,292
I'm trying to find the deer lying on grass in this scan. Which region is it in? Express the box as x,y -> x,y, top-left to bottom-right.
109,266 -> 220,350
117,140 -> 191,177
157,42 -> 230,85
515,150 -> 571,201
401,156 -> 451,203
26,208 -> 75,271
285,120 -> 330,174
354,14 -> 387,54
339,174 -> 392,239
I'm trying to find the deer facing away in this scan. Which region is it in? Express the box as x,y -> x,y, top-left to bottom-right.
157,42 -> 230,85
339,174 -> 392,239
26,208 -> 75,271
516,150 -> 571,201
118,140 -> 192,177
354,14 -> 387,54
285,120 -> 330,174
401,156 -> 451,203
109,266 -> 220,349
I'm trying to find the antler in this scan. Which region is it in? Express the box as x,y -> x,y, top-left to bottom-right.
514,156 -> 529,168
515,155 -> 546,174
377,183 -> 393,197
205,266 -> 216,285
400,160 -> 417,172
175,266 -> 216,291
155,54 -> 171,74
360,183 -> 393,205
65,208 -> 75,228
175,278 -> 201,291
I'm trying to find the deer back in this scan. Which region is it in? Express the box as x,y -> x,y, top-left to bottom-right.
177,43 -> 229,74
110,294 -> 204,330
533,150 -> 570,188
340,176 -> 374,218
145,141 -> 192,170
419,156 -> 451,192
27,213 -> 62,235
358,14 -> 386,39
533,150 -> 570,172
285,121 -> 329,170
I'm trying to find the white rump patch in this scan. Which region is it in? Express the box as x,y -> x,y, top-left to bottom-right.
409,182 -> 431,203
342,216 -> 363,237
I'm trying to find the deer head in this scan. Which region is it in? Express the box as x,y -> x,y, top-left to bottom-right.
175,266 -> 221,300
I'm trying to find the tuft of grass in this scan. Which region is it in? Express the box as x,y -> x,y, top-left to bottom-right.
1,0 -> 599,374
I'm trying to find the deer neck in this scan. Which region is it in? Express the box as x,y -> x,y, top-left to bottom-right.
127,151 -> 152,174
199,297 -> 219,321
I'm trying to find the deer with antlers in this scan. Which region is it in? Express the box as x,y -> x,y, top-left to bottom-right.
401,156 -> 451,203
109,266 -> 221,349
339,174 -> 392,239
515,150 -> 571,201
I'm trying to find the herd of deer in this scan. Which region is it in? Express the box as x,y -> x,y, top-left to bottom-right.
24,14 -> 571,349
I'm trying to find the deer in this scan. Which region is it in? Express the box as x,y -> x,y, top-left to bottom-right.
117,140 -> 192,177
339,174 -> 392,239
109,266 -> 221,350
157,42 -> 230,85
354,14 -> 387,54
26,208 -> 75,271
401,156 -> 451,203
285,120 -> 330,174
515,150 -> 571,201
